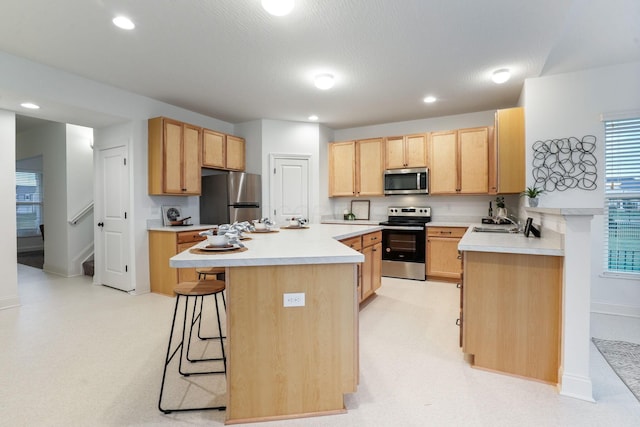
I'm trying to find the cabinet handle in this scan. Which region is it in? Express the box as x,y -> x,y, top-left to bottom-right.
372,248 -> 377,252
456,283 -> 461,289
456,318 -> 461,326
441,231 -> 452,235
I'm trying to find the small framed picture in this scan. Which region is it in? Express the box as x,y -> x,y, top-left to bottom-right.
351,200 -> 370,220
161,205 -> 182,226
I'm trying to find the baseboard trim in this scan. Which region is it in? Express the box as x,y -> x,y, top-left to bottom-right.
559,372 -> 595,402
591,302 -> 640,318
0,296 -> 20,310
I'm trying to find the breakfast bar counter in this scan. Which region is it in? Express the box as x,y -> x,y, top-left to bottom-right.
170,224 -> 379,424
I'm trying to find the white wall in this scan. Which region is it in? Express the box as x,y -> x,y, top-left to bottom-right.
0,109 -> 19,310
523,61 -> 640,316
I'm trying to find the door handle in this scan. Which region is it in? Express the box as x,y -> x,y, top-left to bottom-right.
98,222 -> 104,227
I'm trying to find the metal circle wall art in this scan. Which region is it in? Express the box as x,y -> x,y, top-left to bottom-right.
531,135 -> 598,192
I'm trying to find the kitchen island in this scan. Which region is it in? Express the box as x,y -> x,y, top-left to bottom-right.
170,224 -> 381,424
458,225 -> 564,384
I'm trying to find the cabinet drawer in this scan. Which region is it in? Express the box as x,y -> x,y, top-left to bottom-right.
177,231 -> 208,244
427,227 -> 467,238
340,236 -> 362,251
362,231 -> 382,247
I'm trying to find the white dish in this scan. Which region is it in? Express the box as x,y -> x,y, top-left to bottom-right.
201,244 -> 238,251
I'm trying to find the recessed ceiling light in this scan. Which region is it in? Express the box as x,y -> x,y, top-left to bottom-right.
491,68 -> 511,84
262,0 -> 294,16
113,16 -> 135,30
314,73 -> 335,90
308,115 -> 319,121
21,102 -> 40,109
423,96 -> 437,103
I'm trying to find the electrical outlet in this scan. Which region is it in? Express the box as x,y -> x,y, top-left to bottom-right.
283,292 -> 305,307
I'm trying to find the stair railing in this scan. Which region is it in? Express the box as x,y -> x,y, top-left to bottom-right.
68,202 -> 94,225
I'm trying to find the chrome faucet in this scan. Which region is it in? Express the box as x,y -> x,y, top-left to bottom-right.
494,214 -> 521,233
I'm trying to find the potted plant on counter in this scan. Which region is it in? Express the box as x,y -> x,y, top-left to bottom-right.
522,186 -> 544,207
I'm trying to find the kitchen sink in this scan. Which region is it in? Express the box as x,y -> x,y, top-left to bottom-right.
472,227 -> 519,234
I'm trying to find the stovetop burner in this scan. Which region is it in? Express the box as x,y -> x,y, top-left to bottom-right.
379,206 -> 432,228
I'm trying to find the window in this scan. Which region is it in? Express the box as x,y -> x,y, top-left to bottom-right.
16,171 -> 43,238
604,117 -> 640,274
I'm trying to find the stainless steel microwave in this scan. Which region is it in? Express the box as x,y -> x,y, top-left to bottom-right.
384,168 -> 429,195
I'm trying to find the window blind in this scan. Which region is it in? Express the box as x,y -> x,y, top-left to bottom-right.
16,171 -> 43,238
604,118 -> 640,274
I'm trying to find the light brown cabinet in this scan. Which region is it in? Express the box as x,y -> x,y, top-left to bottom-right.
148,229 -> 207,296
340,230 -> 382,303
489,107 -> 525,194
148,117 -> 202,195
329,138 -> 384,197
385,133 -> 428,169
462,251 -> 563,383
429,127 -> 489,194
202,129 -> 246,171
426,227 -> 466,281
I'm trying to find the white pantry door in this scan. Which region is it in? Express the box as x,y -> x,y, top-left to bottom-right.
270,155 -> 310,225
96,145 -> 132,292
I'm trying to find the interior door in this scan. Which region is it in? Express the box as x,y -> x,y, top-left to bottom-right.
96,145 -> 132,291
270,155 -> 310,225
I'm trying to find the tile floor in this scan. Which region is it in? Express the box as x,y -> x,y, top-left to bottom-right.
1,265 -> 639,426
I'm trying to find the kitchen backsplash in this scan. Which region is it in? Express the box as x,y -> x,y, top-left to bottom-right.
328,194 -> 521,222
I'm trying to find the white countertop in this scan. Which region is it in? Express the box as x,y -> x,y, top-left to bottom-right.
148,224 -> 217,232
426,221 -> 472,227
458,224 -> 564,256
170,224 -> 382,268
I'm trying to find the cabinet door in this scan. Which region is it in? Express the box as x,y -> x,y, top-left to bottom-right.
329,141 -> 356,197
404,133 -> 428,168
459,127 -> 489,194
371,242 -> 382,292
226,135 -> 245,171
427,237 -> 462,279
385,136 -> 406,169
361,244 -> 374,300
491,107 -> 524,194
177,242 -> 199,282
357,138 -> 384,196
183,124 -> 202,194
202,129 -> 226,169
163,119 -> 184,194
429,131 -> 458,194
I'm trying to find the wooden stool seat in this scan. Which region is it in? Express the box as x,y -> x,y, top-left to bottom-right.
174,280 -> 225,296
196,267 -> 225,276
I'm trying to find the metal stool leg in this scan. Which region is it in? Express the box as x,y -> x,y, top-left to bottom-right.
158,294 -> 226,414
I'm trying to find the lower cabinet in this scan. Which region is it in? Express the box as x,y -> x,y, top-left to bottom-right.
340,231 -> 382,303
148,229 -> 207,296
426,226 -> 466,281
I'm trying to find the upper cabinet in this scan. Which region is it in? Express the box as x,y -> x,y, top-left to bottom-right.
202,129 -> 246,171
148,117 -> 202,196
225,135 -> 246,171
385,133 -> 428,169
329,138 -> 384,197
429,127 -> 490,194
489,107 -> 525,194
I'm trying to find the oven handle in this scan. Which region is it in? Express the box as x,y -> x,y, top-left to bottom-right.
382,225 -> 425,231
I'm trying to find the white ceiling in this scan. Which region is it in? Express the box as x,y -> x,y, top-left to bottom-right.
3,0 -> 640,131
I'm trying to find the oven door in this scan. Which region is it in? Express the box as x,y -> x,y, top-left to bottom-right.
381,227 -> 426,263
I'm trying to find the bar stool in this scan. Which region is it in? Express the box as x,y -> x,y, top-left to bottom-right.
158,280 -> 227,414
192,267 -> 226,343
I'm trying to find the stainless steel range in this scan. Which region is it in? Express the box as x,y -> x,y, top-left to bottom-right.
379,206 -> 431,281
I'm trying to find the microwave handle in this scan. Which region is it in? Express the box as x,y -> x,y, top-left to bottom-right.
417,173 -> 421,189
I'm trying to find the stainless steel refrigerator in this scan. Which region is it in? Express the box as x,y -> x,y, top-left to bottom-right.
200,172 -> 262,224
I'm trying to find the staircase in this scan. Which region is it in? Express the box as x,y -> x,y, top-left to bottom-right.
82,258 -> 94,277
